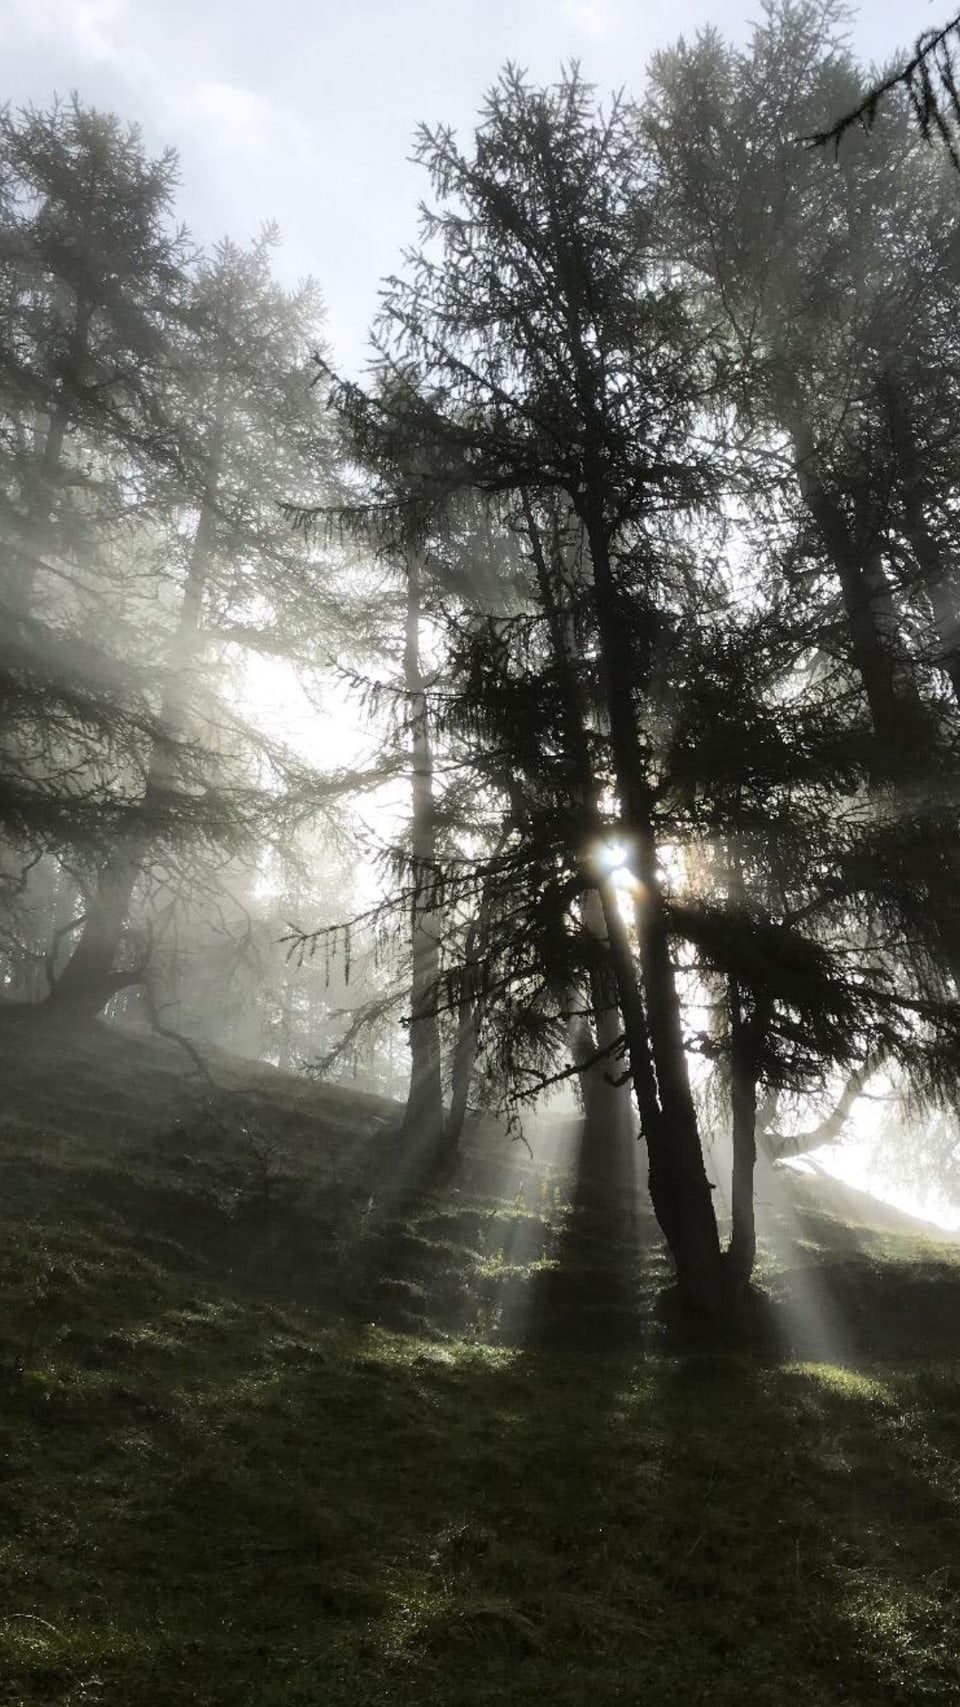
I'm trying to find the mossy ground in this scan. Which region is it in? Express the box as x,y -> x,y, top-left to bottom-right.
1,1013 -> 959,1705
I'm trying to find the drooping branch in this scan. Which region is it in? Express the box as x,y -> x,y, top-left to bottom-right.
764,1058 -> 879,1161
800,12 -> 960,170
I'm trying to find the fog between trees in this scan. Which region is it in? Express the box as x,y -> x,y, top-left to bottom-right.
5,0 -> 960,1311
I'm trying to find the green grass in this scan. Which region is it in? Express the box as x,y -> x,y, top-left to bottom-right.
1,1014 -> 960,1704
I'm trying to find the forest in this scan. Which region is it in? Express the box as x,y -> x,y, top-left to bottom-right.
3,2 -> 960,1702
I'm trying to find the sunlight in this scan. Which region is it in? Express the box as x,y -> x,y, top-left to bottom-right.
798,1364 -> 894,1405
236,651 -> 406,911
237,653 -> 362,769
593,840 -> 628,874
586,840 -> 647,924
793,1142 -> 960,1234
476,1111 -> 588,1344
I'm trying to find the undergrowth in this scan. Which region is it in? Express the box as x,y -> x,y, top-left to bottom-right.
0,1015 -> 958,1704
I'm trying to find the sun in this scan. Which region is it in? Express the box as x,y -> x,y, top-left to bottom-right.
593,840 -> 629,875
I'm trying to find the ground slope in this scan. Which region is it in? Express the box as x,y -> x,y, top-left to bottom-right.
0,1014 -> 958,1705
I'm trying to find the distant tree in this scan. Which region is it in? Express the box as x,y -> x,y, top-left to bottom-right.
0,101 -> 365,1034
39,232 -> 345,1019
0,99 -> 196,993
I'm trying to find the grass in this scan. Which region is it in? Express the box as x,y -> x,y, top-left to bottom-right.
1,1013 -> 959,1704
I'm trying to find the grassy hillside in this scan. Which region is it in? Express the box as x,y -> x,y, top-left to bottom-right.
1,1013 -> 959,1705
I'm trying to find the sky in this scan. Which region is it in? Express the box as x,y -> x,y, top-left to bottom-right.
2,0 -> 928,377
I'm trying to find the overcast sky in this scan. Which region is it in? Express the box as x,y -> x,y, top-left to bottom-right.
3,0 -> 925,374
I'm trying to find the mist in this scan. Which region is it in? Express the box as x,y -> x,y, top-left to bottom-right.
4,4 -> 960,1703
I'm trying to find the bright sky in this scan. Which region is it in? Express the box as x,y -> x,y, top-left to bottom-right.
3,0 -> 924,376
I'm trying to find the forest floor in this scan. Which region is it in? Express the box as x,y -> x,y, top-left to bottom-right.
0,1011 -> 959,1704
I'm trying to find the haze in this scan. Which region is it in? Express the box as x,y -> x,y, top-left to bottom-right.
4,0 -> 917,371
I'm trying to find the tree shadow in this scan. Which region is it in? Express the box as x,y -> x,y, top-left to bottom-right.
521,1102 -> 648,1350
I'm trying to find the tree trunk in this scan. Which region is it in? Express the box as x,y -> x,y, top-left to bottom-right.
13,299 -> 94,609
791,424 -> 926,779
725,975 -> 761,1291
585,513 -> 722,1312
523,495 -> 720,1311
400,553 -> 446,1153
523,502 -> 637,1156
579,886 -> 634,1156
276,976 -> 297,1072
791,411 -> 960,983
879,376 -> 960,709
46,848 -> 146,1017
446,1001 -> 477,1151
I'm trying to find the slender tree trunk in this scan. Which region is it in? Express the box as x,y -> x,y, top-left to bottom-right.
726,974 -> 761,1291
791,426 -> 925,777
791,411 -> 960,982
277,976 -> 297,1072
903,512 -> 960,710
444,878 -> 497,1152
580,886 -> 633,1154
584,511 -> 722,1312
14,299 -> 94,609
47,433 -> 222,1020
400,553 -> 446,1152
879,377 -> 960,709
722,841 -> 769,1291
446,1001 -> 477,1150
523,496 -> 720,1310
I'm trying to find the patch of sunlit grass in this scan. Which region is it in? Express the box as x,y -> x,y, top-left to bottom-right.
796,1363 -> 895,1406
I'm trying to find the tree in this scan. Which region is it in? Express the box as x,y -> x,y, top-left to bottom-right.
802,9 -> 960,168
0,101 -> 367,1039
319,69 -> 744,1307
324,43 -> 960,1312
38,230 -> 344,1019
0,99 -> 197,995
643,0 -> 960,1211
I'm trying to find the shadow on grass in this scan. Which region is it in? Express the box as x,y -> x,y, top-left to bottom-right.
519,1106 -> 647,1350
4,1220 -> 960,1707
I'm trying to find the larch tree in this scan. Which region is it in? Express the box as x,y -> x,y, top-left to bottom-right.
328,69 -> 739,1308
0,100 -> 194,996
45,232 -> 346,1020
643,0 -> 960,1213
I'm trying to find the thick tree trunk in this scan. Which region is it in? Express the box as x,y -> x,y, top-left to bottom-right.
632,887 -> 722,1312
400,553 -> 446,1153
46,847 -> 146,1016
